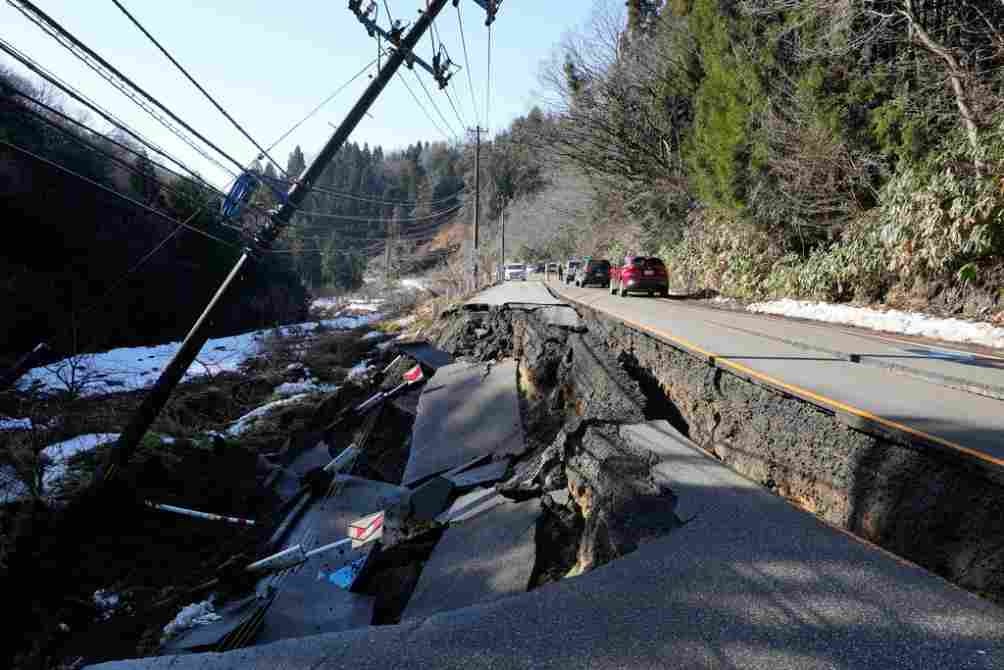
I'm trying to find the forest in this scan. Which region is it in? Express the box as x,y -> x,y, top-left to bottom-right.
490,0 -> 1004,321
0,66 -> 466,367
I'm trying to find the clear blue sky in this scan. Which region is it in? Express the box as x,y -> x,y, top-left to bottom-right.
1,1 -> 597,189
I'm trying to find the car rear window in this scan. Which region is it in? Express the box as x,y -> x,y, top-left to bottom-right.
627,257 -> 663,269
589,260 -> 610,269
506,264 -> 525,270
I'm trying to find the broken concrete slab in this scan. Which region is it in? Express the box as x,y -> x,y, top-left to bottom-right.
270,441 -> 333,503
254,476 -> 409,644
566,424 -> 680,575
407,476 -> 454,521
394,341 -> 454,370
620,420 -> 717,523
403,360 -> 525,486
435,487 -> 508,524
403,497 -> 541,621
530,305 -> 584,331
444,458 -> 510,490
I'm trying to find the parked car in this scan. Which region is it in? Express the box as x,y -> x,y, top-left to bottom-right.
545,261 -> 559,278
504,262 -> 527,281
534,262 -> 546,273
564,259 -> 581,284
610,255 -> 668,297
574,258 -> 611,288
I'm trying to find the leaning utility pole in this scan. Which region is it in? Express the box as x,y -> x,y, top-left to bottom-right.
101,0 -> 474,485
469,125 -> 483,288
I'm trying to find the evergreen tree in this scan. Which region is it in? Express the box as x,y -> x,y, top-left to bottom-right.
286,145 -> 306,179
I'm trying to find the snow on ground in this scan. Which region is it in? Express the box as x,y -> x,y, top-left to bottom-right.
226,394 -> 311,436
400,278 -> 429,292
41,433 -> 120,492
346,299 -> 384,313
0,417 -> 32,431
161,599 -> 221,642
273,379 -> 340,398
361,331 -> 383,341
748,299 -> 1004,349
17,314 -> 381,399
347,360 -> 374,379
93,589 -> 121,620
1,433 -> 121,503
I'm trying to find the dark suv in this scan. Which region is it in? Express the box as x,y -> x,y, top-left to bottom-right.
574,259 -> 611,288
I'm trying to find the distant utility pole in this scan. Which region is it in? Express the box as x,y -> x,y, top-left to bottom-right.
498,193 -> 505,280
469,125 -> 483,288
101,0 -> 485,485
385,221 -> 392,282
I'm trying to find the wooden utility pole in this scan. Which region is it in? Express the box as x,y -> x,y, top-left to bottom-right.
469,125 -> 483,288
102,0 -> 457,484
498,194 -> 505,280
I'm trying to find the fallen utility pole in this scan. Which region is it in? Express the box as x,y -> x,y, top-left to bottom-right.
100,0 -> 457,486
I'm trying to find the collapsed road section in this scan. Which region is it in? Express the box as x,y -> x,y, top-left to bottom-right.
92,284 -> 1004,670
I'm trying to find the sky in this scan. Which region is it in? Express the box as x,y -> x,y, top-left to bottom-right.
0,1 -> 598,190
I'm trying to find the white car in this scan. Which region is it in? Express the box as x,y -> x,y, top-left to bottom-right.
504,263 -> 527,281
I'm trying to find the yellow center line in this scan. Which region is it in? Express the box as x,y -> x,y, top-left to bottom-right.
550,283 -> 1004,470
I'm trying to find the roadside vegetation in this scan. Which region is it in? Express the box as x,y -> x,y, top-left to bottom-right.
475,1 -> 1004,322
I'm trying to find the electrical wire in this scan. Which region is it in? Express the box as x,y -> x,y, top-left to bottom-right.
413,68 -> 459,141
395,70 -> 453,143
4,84 -> 233,203
258,173 -> 467,207
8,0 -> 244,174
264,56 -> 379,154
6,97 -> 226,212
288,202 -> 462,223
443,86 -> 467,132
108,0 -> 286,174
455,2 -> 482,126
0,37 -> 219,190
1,139 -> 242,249
485,21 -> 493,130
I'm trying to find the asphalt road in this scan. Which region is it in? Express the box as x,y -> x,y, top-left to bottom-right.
550,281 -> 1004,467
92,419 -> 1004,670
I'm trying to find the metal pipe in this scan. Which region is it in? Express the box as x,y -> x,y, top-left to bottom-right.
144,501 -> 256,526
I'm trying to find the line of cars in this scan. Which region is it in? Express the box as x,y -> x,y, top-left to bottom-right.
562,255 -> 669,298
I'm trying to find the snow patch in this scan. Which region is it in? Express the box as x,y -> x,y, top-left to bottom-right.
347,360 -> 374,380
748,299 -> 1004,349
93,589 -> 121,620
17,315 -> 382,399
361,331 -> 382,341
161,599 -> 221,642
346,299 -> 384,313
0,417 -> 32,431
42,433 -> 120,493
273,379 -> 339,398
227,395 -> 311,436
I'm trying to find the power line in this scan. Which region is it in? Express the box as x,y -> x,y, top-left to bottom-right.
265,56 -> 379,154
289,202 -> 462,223
8,0 -> 244,174
109,0 -> 286,174
444,87 -> 467,131
455,2 -> 482,125
5,95 -> 227,212
0,37 -> 219,190
261,174 -> 467,207
4,84 -> 234,204
412,68 -> 459,141
396,70 -> 452,143
1,139 -> 242,250
485,21 -> 493,130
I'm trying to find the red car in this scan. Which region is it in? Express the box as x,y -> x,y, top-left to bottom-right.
609,255 -> 669,297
